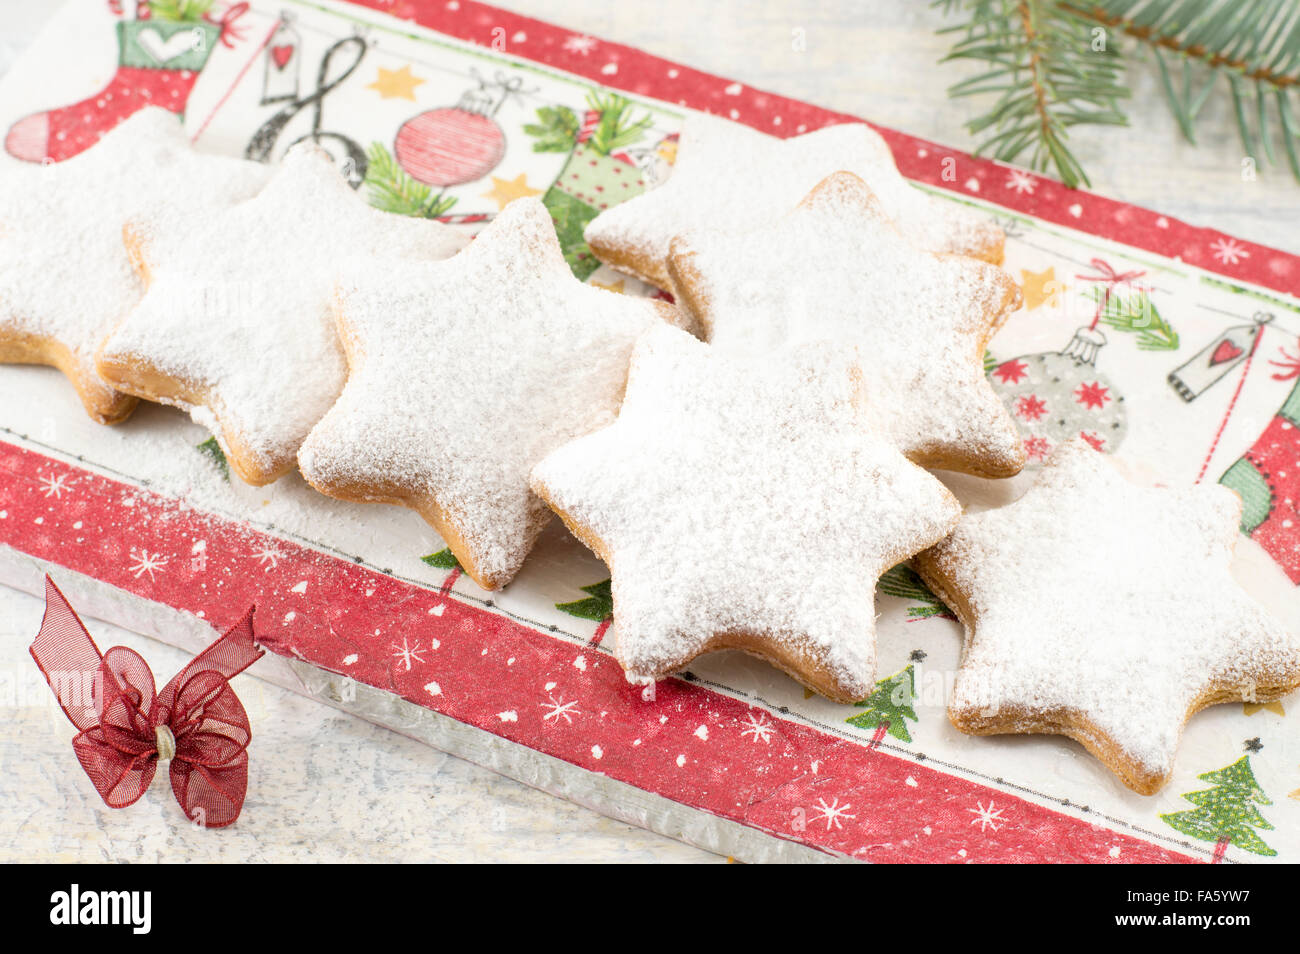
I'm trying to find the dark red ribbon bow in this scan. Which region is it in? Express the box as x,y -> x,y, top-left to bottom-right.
30,577 -> 262,828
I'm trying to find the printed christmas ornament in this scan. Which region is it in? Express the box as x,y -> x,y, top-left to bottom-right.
1169,313 -> 1272,402
989,260 -> 1162,466
260,10 -> 301,105
989,326 -> 1128,464
4,0 -> 246,164
394,72 -> 525,187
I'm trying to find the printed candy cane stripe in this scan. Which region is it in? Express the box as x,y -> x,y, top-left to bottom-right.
0,438 -> 1197,862
348,0 -> 1300,299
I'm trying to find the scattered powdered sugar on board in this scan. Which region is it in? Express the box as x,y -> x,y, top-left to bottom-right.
98,142 -> 466,478
531,324 -> 962,699
671,171 -> 1021,468
0,107 -> 268,363
297,197 -> 673,588
584,112 -> 1002,284
929,438 -> 1300,777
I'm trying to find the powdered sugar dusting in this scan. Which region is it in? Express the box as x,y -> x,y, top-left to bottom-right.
584,113 -> 1002,286
531,324 -> 962,699
0,108 -> 268,400
297,197 -> 672,588
97,143 -> 466,480
928,438 -> 1300,779
671,171 -> 1022,472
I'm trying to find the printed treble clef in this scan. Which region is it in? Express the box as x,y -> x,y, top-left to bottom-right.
246,35 -> 368,186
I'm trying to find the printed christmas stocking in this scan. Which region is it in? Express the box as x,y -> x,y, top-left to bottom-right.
5,7 -> 230,164
1220,377 -> 1300,584
527,92 -> 658,280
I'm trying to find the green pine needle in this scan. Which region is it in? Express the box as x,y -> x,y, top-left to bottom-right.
938,0 -> 1300,186
363,142 -> 458,219
937,0 -> 1129,188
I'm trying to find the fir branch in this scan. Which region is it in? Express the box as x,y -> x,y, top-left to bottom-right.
584,91 -> 653,156
523,104 -> 581,153
936,0 -> 1130,187
363,142 -> 458,219
1062,0 -> 1300,180
1090,287 -> 1180,349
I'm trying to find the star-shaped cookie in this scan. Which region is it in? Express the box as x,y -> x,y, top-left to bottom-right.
583,113 -> 1004,290
0,107 -> 268,424
914,438 -> 1300,794
531,324 -> 962,701
96,142 -> 467,485
668,171 -> 1025,477
296,197 -> 680,591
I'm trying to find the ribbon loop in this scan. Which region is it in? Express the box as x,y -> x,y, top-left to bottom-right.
205,1 -> 250,49
29,576 -> 262,827
1270,337 -> 1300,381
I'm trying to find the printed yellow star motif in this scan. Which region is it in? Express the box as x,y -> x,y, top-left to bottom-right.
481,173 -> 542,210
590,279 -> 626,294
366,65 -> 425,101
1020,266 -> 1063,310
1243,700 -> 1286,716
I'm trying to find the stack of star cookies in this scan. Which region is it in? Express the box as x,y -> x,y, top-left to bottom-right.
2,107 -> 1295,795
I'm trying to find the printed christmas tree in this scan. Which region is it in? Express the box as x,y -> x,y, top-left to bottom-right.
555,579 -> 614,645
845,664 -> 919,743
1160,756 -> 1277,858
555,578 -> 612,622
196,436 -> 229,481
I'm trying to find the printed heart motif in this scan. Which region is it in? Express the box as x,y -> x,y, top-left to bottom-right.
271,44 -> 295,70
136,28 -> 198,65
1210,339 -> 1243,366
